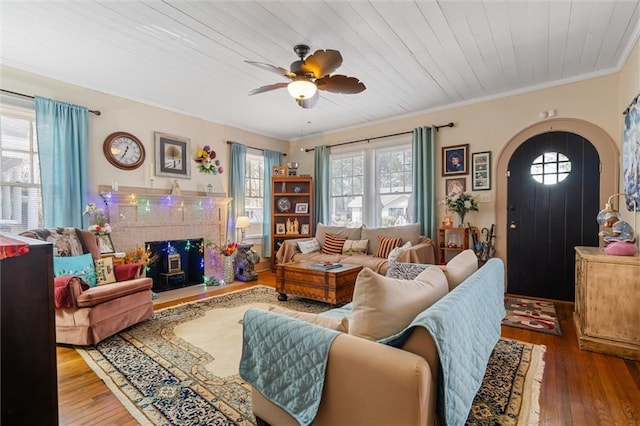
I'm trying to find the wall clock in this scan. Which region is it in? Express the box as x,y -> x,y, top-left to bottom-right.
103,132 -> 145,170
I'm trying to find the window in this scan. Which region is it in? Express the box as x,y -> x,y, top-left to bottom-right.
244,152 -> 264,237
0,101 -> 42,233
530,152 -> 571,185
329,140 -> 413,227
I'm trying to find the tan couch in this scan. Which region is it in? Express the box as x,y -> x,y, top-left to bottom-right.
21,228 -> 153,346
275,223 -> 436,274
242,250 -> 505,426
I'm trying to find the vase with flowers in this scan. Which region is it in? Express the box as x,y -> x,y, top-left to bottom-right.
83,203 -> 112,235
206,241 -> 238,284
443,192 -> 479,227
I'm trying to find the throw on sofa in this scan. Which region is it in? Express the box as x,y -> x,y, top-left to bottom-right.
241,250 -> 505,426
21,227 -> 153,346
275,223 -> 436,274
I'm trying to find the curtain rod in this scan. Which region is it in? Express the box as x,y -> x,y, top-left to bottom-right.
1,89 -> 101,116
303,122 -> 454,152
226,140 -> 287,157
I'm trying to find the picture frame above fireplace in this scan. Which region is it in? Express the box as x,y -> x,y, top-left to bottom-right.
155,132 -> 191,179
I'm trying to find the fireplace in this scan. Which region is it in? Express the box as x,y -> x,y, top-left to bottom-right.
145,238 -> 204,292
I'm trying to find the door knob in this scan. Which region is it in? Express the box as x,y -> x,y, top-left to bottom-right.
509,221 -> 517,230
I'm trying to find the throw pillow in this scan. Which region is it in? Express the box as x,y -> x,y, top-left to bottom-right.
387,241 -> 412,262
375,236 -> 402,258
361,223 -> 420,256
315,223 -> 362,248
349,266 -> 448,341
95,257 -> 117,285
268,307 -> 349,333
342,239 -> 369,255
322,234 -> 347,255
297,238 -> 321,254
386,262 -> 429,280
441,249 -> 478,291
53,253 -> 97,287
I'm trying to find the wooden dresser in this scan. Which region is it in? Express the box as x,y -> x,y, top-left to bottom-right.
574,246 -> 640,360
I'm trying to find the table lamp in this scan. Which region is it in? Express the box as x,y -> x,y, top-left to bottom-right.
236,216 -> 251,242
596,193 -> 638,256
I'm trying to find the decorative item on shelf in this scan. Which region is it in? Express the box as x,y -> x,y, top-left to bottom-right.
273,165 -> 287,176
83,203 -> 114,254
170,179 -> 181,196
442,192 -> 479,227
286,162 -> 299,176
286,218 -> 299,234
597,192 -> 638,256
277,197 -> 291,212
194,145 -> 223,175
236,215 -> 251,242
294,186 -> 302,193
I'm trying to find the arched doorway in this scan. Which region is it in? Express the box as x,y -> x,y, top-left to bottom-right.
496,118 -> 619,300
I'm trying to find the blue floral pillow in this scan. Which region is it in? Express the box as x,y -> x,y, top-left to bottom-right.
53,253 -> 96,287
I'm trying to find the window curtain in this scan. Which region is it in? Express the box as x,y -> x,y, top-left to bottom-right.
228,142 -> 246,242
35,96 -> 89,228
262,149 -> 283,257
313,145 -> 330,227
412,126 -> 436,238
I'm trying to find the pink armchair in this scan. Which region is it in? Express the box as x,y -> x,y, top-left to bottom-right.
21,228 -> 153,346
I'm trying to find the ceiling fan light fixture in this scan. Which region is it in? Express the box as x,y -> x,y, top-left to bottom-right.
287,79 -> 317,100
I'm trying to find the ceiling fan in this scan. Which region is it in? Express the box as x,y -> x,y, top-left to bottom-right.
246,44 -> 366,108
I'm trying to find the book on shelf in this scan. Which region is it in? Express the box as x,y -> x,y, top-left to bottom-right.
309,262 -> 343,270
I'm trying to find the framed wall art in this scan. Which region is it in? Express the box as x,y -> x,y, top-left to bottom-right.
97,234 -> 115,254
155,132 -> 191,179
295,202 -> 309,213
273,165 -> 287,176
442,144 -> 469,176
472,151 -> 491,190
445,177 -> 466,196
276,223 -> 286,235
301,223 -> 310,235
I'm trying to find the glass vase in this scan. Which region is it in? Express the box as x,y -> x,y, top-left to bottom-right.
458,212 -> 466,228
223,256 -> 235,284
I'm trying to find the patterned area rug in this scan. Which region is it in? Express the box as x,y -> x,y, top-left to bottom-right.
76,286 -> 546,425
502,296 -> 562,336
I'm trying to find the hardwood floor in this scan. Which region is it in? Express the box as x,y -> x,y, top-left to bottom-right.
57,273 -> 640,425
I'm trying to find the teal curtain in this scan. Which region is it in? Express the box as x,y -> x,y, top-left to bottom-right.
262,150 -> 283,256
35,96 -> 89,228
313,145 -> 330,228
412,126 -> 436,238
228,142 -> 247,242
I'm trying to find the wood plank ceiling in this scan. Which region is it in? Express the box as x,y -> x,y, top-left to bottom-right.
2,1 -> 639,141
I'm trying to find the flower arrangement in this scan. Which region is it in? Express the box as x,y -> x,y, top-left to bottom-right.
124,246 -> 159,267
210,241 -> 238,257
83,203 -> 112,235
443,192 -> 479,225
194,145 -> 224,175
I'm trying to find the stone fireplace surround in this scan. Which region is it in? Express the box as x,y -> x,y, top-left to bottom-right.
99,185 -> 231,282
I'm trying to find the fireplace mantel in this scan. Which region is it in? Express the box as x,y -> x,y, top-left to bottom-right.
97,185 -> 232,268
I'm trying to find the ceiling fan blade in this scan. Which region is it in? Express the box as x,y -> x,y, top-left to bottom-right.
296,91 -> 320,109
315,75 -> 366,94
248,82 -> 288,95
301,49 -> 343,78
245,61 -> 295,78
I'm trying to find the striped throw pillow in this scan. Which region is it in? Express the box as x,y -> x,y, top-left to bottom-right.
322,234 -> 347,255
375,236 -> 402,258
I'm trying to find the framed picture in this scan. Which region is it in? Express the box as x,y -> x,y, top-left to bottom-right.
445,177 -> 466,196
301,223 -> 310,235
276,223 -> 286,234
273,165 -> 287,176
295,202 -> 309,213
155,132 -> 191,179
472,151 -> 492,190
442,144 -> 469,176
97,234 -> 115,254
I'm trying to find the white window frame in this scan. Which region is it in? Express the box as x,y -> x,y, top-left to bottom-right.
244,151 -> 265,238
0,97 -> 42,233
329,136 -> 413,227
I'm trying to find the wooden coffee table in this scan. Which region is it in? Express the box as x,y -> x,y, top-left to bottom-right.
276,262 -> 363,304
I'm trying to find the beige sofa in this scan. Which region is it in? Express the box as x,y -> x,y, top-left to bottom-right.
241,250 -> 505,426
21,228 -> 153,346
275,223 -> 436,274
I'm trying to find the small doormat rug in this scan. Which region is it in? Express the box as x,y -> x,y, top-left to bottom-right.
77,286 -> 546,425
502,296 -> 562,336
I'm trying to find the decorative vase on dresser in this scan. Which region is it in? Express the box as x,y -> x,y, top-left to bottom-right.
574,246 -> 640,360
